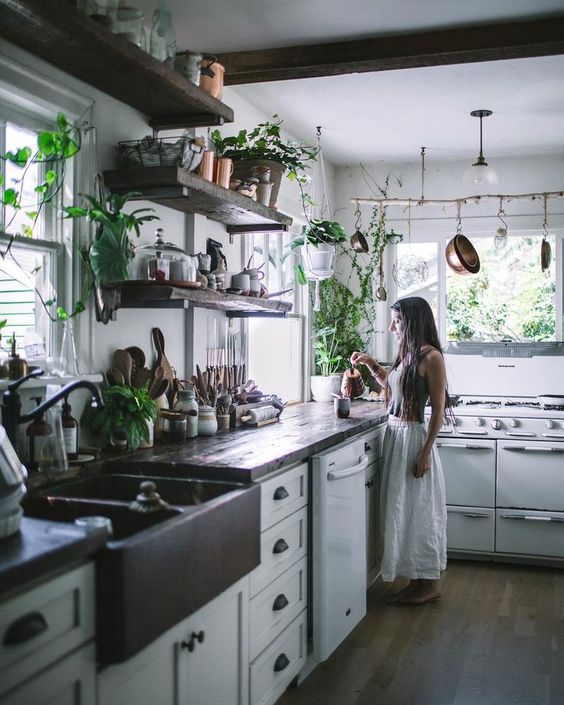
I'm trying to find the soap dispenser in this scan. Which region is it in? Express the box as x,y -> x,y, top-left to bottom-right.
62,396 -> 79,461
26,397 -> 52,471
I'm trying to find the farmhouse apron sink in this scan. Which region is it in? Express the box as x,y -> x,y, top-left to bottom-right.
23,477 -> 260,663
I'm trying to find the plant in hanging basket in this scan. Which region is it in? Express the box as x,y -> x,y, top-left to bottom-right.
289,219 -> 348,285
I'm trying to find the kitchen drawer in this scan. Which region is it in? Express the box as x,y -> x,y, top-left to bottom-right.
250,507 -> 307,597
0,563 -> 95,696
437,439 -> 496,507
260,463 -> 308,531
497,440 -> 564,511
446,506 -> 494,553
1,642 -> 96,705
250,610 -> 307,705
496,509 -> 564,559
250,556 -> 307,661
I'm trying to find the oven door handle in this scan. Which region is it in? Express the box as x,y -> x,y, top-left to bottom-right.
504,446 -> 564,453
327,454 -> 369,481
437,443 -> 492,450
500,514 -> 564,523
541,433 -> 564,439
504,431 -> 537,437
460,430 -> 489,435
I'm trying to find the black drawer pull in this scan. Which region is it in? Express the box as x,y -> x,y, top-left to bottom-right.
365,480 -> 374,488
273,538 -> 289,554
273,653 -> 290,672
364,442 -> 372,452
3,611 -> 48,646
273,486 -> 289,501
181,630 -> 205,652
272,593 -> 289,611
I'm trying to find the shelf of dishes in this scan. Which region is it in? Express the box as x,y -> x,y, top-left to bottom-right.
0,0 -> 233,130
103,167 -> 293,229
100,283 -> 293,318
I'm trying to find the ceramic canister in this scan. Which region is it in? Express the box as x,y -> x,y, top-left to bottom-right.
197,405 -> 217,436
174,389 -> 199,438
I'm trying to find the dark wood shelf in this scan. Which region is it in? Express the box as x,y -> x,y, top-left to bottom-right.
0,0 -> 233,129
103,167 -> 293,229
101,282 -> 293,318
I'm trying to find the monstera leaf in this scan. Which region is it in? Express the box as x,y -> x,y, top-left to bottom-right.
89,225 -> 134,284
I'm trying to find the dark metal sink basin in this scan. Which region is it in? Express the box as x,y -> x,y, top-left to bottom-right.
36,474 -> 245,506
25,476 -> 261,664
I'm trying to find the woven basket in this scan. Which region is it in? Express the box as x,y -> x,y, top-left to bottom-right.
118,136 -> 205,170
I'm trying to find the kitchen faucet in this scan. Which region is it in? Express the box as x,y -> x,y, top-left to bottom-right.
1,369 -> 103,453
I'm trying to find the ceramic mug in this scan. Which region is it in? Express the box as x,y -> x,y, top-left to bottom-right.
231,272 -> 250,295
198,150 -> 215,181
214,157 -> 234,189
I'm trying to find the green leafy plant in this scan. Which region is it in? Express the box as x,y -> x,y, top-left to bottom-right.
290,219 -> 348,250
312,325 -> 343,376
82,384 -> 156,450
211,115 -> 317,182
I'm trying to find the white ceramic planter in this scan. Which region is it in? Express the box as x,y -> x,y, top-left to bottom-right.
310,373 -> 342,402
304,242 -> 335,278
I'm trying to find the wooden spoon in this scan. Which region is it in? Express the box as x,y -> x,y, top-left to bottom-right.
112,349 -> 133,386
132,366 -> 151,389
148,366 -> 164,398
106,367 -> 125,387
152,328 -> 174,384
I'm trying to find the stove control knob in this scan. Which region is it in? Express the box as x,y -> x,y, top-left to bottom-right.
545,420 -> 554,430
475,417 -> 485,426
491,419 -> 502,430
509,418 -> 519,428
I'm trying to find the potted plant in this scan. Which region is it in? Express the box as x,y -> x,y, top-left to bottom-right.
82,383 -> 156,450
310,325 -> 343,402
290,219 -> 348,284
210,115 -> 317,208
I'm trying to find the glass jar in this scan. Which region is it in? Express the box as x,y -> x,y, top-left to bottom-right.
129,228 -> 195,283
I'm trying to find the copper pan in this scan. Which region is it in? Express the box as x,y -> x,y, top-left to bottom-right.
541,237 -> 552,272
445,234 -> 480,275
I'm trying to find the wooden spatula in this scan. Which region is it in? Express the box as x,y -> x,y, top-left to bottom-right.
152,328 -> 174,384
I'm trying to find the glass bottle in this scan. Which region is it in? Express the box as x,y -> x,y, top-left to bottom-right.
26,397 -> 52,472
56,319 -> 80,377
149,0 -> 177,67
62,396 -> 79,460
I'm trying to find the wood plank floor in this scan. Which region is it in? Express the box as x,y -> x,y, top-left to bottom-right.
277,560 -> 564,705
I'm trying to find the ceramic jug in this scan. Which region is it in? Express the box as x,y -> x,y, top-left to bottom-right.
197,405 -> 217,436
173,388 -> 198,438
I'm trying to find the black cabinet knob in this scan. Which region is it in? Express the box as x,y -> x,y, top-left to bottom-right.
273,653 -> 290,672
272,593 -> 289,611
181,630 -> 205,652
273,486 -> 289,500
3,611 -> 48,646
272,538 -> 289,554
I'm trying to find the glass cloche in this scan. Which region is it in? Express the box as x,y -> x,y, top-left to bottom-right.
129,228 -> 196,283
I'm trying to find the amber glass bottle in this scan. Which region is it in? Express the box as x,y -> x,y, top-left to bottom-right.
26,397 -> 52,471
62,396 -> 79,461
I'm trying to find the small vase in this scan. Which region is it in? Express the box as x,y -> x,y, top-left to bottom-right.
217,414 -> 230,432
197,405 -> 217,436
55,320 -> 80,377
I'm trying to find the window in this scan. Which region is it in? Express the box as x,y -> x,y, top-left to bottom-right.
247,227 -> 307,403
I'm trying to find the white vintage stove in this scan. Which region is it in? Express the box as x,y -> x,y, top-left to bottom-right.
426,343 -> 564,563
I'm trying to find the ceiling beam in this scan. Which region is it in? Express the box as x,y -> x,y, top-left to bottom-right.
219,16 -> 564,85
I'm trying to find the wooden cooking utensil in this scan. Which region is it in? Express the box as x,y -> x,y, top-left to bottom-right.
106,367 -> 125,387
112,349 -> 133,386
132,366 -> 151,389
152,328 -> 174,384
148,366 -> 164,398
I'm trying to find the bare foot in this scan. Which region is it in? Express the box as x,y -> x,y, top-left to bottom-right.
385,581 -> 418,604
397,580 -> 441,605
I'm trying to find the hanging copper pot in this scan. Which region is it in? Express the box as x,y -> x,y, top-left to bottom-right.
541,237 -> 552,272
350,230 -> 369,253
445,234 -> 480,275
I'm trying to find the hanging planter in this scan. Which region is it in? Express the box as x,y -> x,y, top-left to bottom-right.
290,219 -> 347,283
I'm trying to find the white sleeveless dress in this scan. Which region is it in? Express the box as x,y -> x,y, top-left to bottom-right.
379,368 -> 447,582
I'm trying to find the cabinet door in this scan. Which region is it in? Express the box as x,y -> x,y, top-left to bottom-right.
2,643 -> 96,705
181,576 -> 249,705
365,460 -> 380,586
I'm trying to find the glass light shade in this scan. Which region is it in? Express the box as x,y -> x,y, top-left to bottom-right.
463,163 -> 498,188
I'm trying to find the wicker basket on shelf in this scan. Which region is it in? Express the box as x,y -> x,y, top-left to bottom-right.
117,135 -> 205,170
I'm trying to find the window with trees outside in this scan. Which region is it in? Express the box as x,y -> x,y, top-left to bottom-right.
394,233 -> 561,344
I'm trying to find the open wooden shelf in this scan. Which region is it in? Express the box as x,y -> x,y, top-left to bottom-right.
0,0 -> 233,130
103,167 -> 293,229
101,282 -> 293,318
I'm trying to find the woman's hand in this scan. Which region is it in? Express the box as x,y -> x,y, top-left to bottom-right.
413,449 -> 431,478
350,351 -> 376,368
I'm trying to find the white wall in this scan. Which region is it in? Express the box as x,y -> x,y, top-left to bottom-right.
0,40 -> 323,388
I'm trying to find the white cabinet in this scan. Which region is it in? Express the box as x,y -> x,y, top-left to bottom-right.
98,575 -> 249,705
361,424 -> 385,586
249,462 -> 308,705
0,563 -> 96,702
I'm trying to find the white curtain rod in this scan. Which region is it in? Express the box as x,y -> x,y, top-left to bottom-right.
351,190 -> 564,208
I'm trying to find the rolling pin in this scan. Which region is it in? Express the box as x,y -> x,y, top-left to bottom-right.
241,405 -> 279,425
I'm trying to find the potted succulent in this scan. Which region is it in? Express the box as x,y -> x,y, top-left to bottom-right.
210,115 -> 317,208
310,325 -> 343,402
290,219 -> 348,284
82,383 -> 156,450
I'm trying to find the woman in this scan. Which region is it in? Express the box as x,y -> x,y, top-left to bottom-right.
350,296 -> 448,605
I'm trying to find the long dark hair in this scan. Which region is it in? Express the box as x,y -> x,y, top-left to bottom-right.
385,297 -> 452,419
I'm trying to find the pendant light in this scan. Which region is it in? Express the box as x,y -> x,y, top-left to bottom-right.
463,109 -> 498,189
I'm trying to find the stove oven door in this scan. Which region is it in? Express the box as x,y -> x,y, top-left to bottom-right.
436,438 -> 496,552
496,440 -> 564,559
